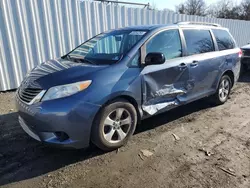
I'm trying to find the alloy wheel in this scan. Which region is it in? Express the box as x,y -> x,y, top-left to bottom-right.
102,108 -> 132,144
219,78 -> 230,101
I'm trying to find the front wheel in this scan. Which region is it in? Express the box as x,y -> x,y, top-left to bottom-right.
91,99 -> 137,151
212,75 -> 232,105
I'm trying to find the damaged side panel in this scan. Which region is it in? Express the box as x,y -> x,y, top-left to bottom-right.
141,63 -> 190,115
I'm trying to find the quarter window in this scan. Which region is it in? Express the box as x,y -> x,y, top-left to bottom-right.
128,51 -> 140,67
212,29 -> 236,51
146,29 -> 182,60
183,29 -> 215,55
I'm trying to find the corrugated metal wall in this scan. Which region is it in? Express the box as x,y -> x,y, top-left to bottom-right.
1,0 -> 250,91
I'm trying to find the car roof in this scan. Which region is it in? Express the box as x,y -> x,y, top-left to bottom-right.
117,24 -> 176,31
116,23 -> 227,31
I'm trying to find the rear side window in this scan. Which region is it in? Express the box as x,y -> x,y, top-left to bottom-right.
212,29 -> 236,51
183,29 -> 215,55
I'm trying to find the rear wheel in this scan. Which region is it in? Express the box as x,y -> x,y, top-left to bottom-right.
91,99 -> 137,151
212,75 -> 232,105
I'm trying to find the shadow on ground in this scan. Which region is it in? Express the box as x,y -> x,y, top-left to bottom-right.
0,112 -> 105,186
135,98 -> 215,134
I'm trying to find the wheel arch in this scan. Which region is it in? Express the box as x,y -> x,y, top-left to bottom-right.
90,94 -> 142,148
103,95 -> 142,124
222,70 -> 235,86
92,93 -> 142,132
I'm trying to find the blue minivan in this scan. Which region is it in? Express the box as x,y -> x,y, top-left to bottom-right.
16,22 -> 241,151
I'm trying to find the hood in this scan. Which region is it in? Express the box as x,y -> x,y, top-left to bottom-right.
22,58 -> 109,89
241,44 -> 250,49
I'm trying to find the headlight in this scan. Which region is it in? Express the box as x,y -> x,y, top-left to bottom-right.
41,80 -> 92,101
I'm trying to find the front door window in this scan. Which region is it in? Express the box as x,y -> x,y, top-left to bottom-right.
146,29 -> 182,60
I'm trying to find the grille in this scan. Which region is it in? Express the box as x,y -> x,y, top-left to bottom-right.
18,88 -> 43,103
243,49 -> 250,56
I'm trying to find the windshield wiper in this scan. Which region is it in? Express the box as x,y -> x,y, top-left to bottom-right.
66,55 -> 96,65
62,54 -> 71,60
80,58 -> 96,65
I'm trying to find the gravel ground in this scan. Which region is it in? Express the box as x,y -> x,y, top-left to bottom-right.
0,74 -> 250,188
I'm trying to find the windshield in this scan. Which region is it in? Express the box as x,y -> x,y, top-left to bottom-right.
66,30 -> 147,65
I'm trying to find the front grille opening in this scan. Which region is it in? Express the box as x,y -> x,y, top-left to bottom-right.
54,132 -> 69,142
18,88 -> 42,103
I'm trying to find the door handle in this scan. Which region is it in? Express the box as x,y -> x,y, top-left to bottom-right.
178,63 -> 187,70
191,60 -> 199,67
179,63 -> 187,67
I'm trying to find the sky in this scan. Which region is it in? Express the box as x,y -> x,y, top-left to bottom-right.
122,0 -> 242,11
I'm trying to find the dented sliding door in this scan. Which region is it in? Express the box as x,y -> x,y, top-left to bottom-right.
141,59 -> 190,115
140,28 -> 190,115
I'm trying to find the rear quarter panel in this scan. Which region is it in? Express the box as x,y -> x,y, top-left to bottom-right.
213,48 -> 241,89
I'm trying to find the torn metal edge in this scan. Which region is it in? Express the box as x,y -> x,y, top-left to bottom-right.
142,84 -> 187,115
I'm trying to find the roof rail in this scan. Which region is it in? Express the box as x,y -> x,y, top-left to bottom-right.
176,22 -> 221,27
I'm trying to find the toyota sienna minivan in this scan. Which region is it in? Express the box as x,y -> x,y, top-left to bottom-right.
16,22 -> 241,151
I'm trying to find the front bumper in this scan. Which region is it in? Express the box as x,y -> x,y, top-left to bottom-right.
19,116 -> 41,141
16,95 -> 101,149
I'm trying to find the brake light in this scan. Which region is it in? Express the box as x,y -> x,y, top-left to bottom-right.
239,49 -> 243,58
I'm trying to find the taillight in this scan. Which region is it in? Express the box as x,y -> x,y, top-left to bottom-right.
239,49 -> 243,58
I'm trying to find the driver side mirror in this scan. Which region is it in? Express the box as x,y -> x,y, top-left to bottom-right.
145,52 -> 165,66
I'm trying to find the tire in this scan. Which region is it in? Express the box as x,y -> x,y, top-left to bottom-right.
212,75 -> 232,105
91,99 -> 137,151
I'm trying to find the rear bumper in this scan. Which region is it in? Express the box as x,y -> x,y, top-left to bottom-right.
16,95 -> 101,149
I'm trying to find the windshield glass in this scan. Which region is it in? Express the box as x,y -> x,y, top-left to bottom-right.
67,30 -> 147,65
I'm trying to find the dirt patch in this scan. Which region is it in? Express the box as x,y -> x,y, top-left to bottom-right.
0,75 -> 250,188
